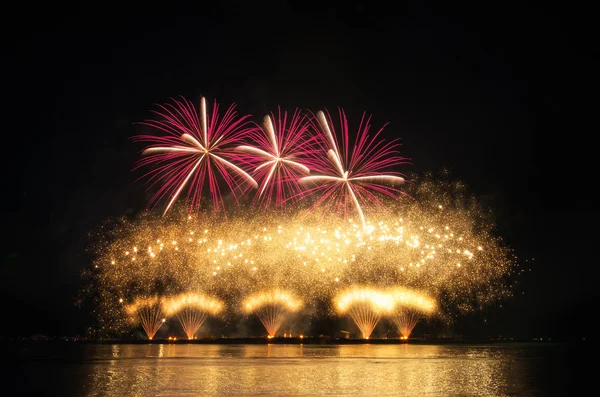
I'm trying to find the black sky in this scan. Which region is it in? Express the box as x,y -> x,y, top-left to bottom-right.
3,2 -> 597,339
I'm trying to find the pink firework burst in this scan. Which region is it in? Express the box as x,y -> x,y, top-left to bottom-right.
235,108 -> 317,208
133,96 -> 258,215
299,109 -> 408,227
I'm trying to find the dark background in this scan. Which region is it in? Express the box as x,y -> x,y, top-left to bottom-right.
2,2 -> 597,340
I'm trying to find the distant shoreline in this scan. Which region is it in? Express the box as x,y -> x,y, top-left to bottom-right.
4,337 -> 567,345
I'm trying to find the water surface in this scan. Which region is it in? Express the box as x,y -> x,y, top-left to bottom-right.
7,342 -> 581,396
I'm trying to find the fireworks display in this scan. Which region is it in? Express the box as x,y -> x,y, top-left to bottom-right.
80,95 -> 517,340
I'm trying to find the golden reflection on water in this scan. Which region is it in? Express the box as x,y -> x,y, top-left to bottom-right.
85,344 -> 528,396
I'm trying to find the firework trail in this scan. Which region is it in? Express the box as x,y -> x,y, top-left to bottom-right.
299,110 -> 408,228
236,108 -> 316,208
134,96 -> 258,215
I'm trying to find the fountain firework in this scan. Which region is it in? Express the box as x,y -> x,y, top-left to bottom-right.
124,296 -> 166,340
392,310 -> 419,339
386,287 -> 436,338
163,292 -> 223,339
243,289 -> 302,337
334,288 -> 395,339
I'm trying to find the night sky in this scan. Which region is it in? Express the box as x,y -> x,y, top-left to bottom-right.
3,3 -> 596,339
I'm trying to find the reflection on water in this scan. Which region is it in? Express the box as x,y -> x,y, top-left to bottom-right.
9,343 -> 576,396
